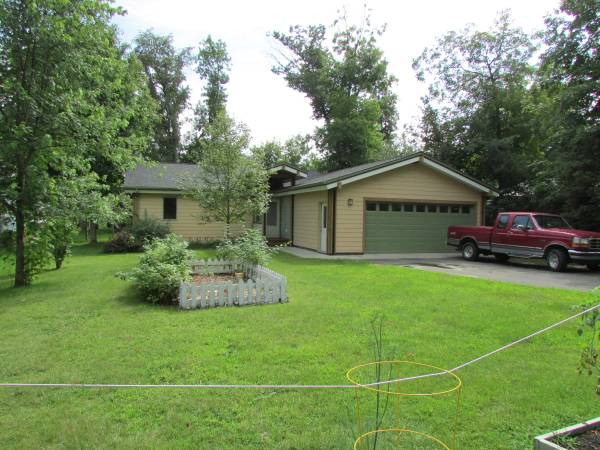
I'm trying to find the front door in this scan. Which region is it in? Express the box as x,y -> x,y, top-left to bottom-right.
320,203 -> 327,253
266,199 -> 280,238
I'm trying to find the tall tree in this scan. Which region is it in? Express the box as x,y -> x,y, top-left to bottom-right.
0,0 -> 155,286
184,112 -> 270,239
134,30 -> 190,162
185,35 -> 231,163
252,134 -> 323,171
413,11 -> 539,219
271,10 -> 398,170
537,0 -> 600,230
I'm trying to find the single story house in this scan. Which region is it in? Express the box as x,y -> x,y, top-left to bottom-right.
123,152 -> 497,254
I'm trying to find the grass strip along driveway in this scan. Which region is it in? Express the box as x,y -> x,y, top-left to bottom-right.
0,242 -> 598,449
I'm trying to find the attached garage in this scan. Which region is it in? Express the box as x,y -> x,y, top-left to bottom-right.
268,152 -> 498,255
364,201 -> 477,253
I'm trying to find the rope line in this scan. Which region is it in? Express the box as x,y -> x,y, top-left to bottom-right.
1,302 -> 598,391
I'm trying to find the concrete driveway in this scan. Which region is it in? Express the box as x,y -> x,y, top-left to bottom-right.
370,254 -> 600,291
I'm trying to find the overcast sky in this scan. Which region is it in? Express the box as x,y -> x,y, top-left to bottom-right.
113,0 -> 558,146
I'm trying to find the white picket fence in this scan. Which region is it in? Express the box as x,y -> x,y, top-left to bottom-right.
179,259 -> 288,310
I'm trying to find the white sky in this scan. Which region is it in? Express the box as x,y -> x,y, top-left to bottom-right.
113,0 -> 558,146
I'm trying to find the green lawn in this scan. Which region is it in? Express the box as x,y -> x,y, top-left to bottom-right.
0,241 -> 598,449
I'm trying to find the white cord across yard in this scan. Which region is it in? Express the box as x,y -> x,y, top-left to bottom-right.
2,302 -> 599,391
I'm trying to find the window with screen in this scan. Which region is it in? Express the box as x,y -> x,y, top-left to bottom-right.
163,197 -> 177,220
497,214 -> 509,229
267,202 -> 278,226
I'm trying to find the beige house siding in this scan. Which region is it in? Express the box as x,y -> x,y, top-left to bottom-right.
133,193 -> 247,242
293,190 -> 327,251
335,163 -> 483,253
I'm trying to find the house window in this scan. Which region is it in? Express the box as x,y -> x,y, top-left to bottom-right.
163,197 -> 177,220
450,206 -> 460,213
427,205 -> 437,213
416,204 -> 425,212
461,206 -> 471,214
267,202 -> 278,226
391,203 -> 402,212
379,203 -> 390,212
404,204 -> 414,212
253,214 -> 263,225
366,202 -> 377,211
439,205 -> 449,213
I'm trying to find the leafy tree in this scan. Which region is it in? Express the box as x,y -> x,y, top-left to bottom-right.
537,0 -> 600,230
185,36 -> 231,163
271,10 -> 398,170
134,30 -> 190,162
413,11 -> 539,220
0,0 -> 154,286
184,113 -> 270,238
252,134 -> 324,172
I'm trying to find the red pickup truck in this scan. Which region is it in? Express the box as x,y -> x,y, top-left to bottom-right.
447,212 -> 600,272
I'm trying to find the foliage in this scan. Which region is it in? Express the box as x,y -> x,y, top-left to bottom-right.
104,231 -> 140,254
185,35 -> 231,163
119,234 -> 193,304
576,297 -> 600,395
251,134 -> 323,172
0,0 -> 156,285
184,112 -> 270,238
535,0 -> 600,230
129,218 -> 170,245
134,30 -> 191,162
271,9 -> 398,170
412,11 -> 539,221
216,228 -> 276,266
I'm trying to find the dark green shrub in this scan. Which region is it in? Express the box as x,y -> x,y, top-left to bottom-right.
104,231 -> 140,253
118,234 -> 193,304
129,218 -> 169,245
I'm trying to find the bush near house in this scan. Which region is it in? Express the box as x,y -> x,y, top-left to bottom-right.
118,234 -> 193,304
216,228 -> 275,266
104,218 -> 170,253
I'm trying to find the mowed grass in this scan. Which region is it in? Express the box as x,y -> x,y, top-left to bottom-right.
0,241 -> 598,449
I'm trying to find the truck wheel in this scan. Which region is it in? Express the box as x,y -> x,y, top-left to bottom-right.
494,254 -> 509,263
546,248 -> 568,272
461,241 -> 479,261
587,263 -> 599,272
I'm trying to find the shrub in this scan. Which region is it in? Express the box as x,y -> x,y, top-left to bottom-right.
216,228 -> 275,266
119,234 -> 193,304
104,231 -> 141,253
129,218 -> 169,245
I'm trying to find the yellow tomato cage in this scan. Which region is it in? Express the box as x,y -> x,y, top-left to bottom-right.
346,360 -> 463,449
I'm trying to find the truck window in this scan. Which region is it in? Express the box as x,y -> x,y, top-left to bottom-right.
511,215 -> 532,230
497,214 -> 509,229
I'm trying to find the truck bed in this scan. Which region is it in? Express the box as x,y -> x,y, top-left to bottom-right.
447,225 -> 493,249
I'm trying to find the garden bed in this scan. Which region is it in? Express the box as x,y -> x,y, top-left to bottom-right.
179,259 -> 288,309
535,417 -> 600,450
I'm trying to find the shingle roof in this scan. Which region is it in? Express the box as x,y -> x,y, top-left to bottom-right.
123,163 -> 199,191
123,152 -> 498,195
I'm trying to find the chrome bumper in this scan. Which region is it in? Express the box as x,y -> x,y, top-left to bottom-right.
568,250 -> 600,261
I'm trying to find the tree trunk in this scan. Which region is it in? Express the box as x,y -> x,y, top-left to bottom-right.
88,222 -> 97,243
14,168 -> 27,287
